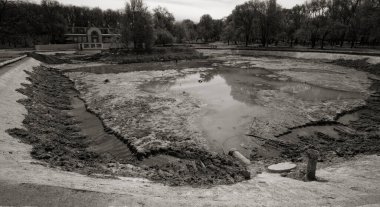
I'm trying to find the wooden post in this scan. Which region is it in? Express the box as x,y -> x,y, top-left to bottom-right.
306,149 -> 319,181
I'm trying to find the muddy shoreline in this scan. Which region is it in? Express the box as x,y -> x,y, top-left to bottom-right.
7,66 -> 250,186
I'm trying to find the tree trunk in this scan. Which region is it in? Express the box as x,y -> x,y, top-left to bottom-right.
340,32 -> 345,47
261,36 -> 266,47
311,38 -> 316,49
321,32 -> 328,49
350,30 -> 357,48
320,40 -> 324,49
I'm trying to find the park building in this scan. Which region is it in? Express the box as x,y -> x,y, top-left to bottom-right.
35,26 -> 123,51
64,27 -> 122,49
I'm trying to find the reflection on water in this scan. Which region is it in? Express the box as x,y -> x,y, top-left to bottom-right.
170,72 -> 258,154
170,69 -> 363,105
172,73 -> 254,107
142,68 -> 365,155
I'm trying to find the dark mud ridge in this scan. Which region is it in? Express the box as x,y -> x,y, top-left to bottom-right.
27,52 -> 70,64
7,66 -> 250,186
75,47 -> 207,64
274,104 -> 368,138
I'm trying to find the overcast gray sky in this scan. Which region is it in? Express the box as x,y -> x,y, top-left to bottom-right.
37,0 -> 306,21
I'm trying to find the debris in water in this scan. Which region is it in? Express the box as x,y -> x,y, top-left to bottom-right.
268,162 -> 297,173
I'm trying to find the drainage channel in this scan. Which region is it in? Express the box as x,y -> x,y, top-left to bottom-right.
68,96 -> 138,164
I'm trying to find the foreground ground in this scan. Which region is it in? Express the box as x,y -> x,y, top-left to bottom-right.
0,52 -> 380,206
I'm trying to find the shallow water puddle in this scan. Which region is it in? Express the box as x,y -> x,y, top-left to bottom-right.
171,72 -> 262,154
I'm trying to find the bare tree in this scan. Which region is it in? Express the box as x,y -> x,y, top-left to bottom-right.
197,14 -> 214,42
122,0 -> 154,50
153,6 -> 175,45
232,1 -> 261,46
0,0 -> 8,24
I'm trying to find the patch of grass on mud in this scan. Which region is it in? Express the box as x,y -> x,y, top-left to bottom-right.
248,59 -> 380,180
7,66 -> 250,186
277,59 -> 380,161
331,59 -> 380,132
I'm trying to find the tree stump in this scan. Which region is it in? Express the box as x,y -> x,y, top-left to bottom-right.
306,149 -> 319,181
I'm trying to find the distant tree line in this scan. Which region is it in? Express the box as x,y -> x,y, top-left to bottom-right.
0,0 -> 122,47
221,0 -> 380,48
1,0 -> 379,49
122,0 -> 380,50
120,0 -> 226,50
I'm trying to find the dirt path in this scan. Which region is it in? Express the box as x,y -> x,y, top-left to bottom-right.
1,58 -> 380,206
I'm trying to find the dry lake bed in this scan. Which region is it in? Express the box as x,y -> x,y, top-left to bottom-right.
1,49 -> 380,206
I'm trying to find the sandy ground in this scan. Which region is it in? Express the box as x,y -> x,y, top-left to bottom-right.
0,57 -> 379,206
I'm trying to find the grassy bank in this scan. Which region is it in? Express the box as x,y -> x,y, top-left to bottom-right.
76,47 -> 206,64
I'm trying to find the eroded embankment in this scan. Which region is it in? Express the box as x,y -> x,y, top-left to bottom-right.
6,67 -> 114,174
6,66 -> 250,186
